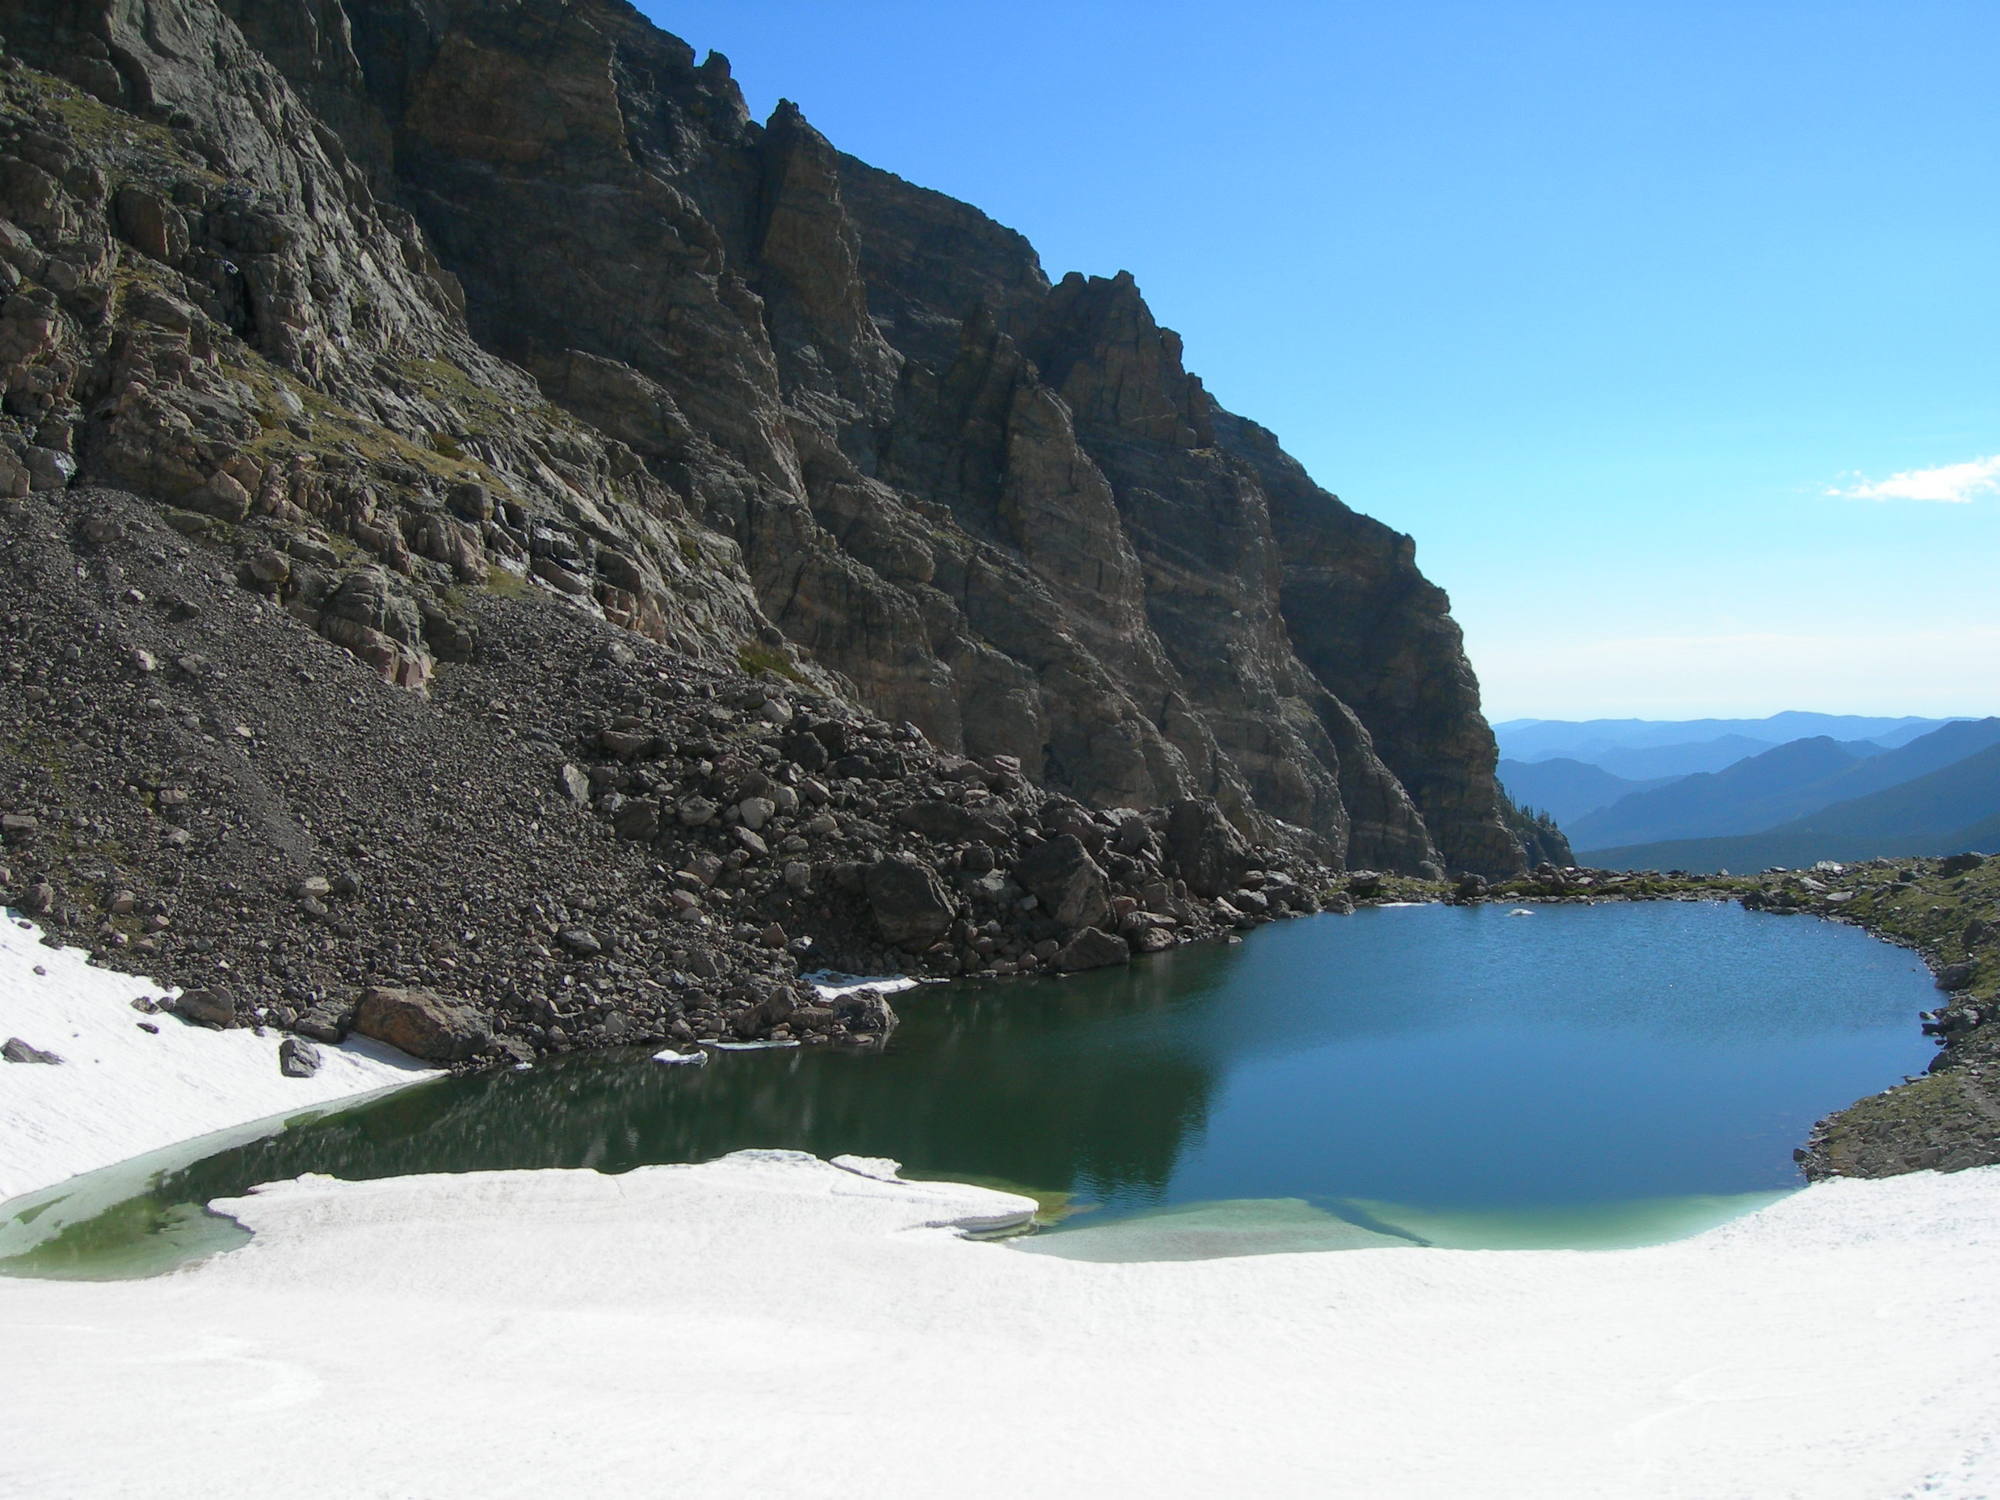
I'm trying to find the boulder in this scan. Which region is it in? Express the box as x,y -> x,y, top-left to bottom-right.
598,728 -> 652,759
1056,926 -> 1131,972
613,799 -> 661,842
896,799 -> 1018,844
278,1036 -> 322,1077
293,1004 -> 350,1043
1042,802 -> 1107,854
1014,833 -> 1113,932
2,1036 -> 62,1065
352,985 -> 489,1062
319,568 -> 431,687
556,928 -> 603,957
864,854 -> 956,949
731,983 -> 798,1039
172,987 -> 236,1027
830,986 -> 900,1037
184,470 -> 251,521
1106,808 -> 1156,858
1936,962 -> 1978,992
791,1005 -> 838,1034
1163,799 -> 1253,899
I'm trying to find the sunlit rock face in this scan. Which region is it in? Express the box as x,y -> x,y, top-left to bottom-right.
4,0 -> 1528,873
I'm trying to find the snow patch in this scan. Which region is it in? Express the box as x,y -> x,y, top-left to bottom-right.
808,972 -> 921,999
0,914 -> 439,1203
829,1153 -> 906,1182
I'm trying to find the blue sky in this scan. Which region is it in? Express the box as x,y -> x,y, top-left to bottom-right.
643,1 -> 1999,720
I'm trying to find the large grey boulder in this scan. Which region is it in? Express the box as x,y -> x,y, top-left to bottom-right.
895,799 -> 1018,844
864,854 -> 957,950
1014,834 -> 1112,933
830,987 -> 900,1037
1056,926 -> 1130,972
1163,799 -> 1253,899
730,981 -> 798,1039
278,1036 -> 322,1077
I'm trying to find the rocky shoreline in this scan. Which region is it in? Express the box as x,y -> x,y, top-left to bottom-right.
0,484 -> 1339,1075
1744,853 -> 2000,1178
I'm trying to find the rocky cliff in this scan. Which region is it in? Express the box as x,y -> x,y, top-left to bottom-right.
0,0 -> 1527,883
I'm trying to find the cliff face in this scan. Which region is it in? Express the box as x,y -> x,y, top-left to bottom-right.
0,0 -> 1527,875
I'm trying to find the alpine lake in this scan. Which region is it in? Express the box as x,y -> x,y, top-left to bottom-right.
0,899 -> 1939,1275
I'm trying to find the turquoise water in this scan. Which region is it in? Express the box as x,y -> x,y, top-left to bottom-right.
0,901 -> 1937,1272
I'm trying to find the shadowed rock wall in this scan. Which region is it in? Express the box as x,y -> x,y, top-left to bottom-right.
0,0 -> 1528,874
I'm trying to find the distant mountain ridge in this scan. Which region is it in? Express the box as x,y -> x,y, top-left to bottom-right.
1567,735 -> 1875,849
1566,721 -> 2000,851
1495,758 -> 1677,825
1584,738 -> 2000,872
1497,713 -> 1966,767
1580,736 -> 1805,783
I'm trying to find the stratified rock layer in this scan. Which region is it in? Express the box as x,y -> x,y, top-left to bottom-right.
0,0 -> 1527,875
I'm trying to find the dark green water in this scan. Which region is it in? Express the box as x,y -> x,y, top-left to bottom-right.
0,901 -> 1938,1272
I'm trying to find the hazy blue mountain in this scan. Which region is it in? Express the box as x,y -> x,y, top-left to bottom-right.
1568,737 -> 1873,848
1823,718 -> 2000,799
1584,735 -> 1795,781
1496,713 -> 1965,767
1939,809 -> 2000,853
1868,720 -> 1965,750
1496,758 -> 1679,824
1583,740 -> 2000,872
1573,718 -> 2000,852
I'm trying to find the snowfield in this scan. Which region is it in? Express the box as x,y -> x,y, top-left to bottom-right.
1,1153 -> 1996,1498
5,914 -> 2000,1498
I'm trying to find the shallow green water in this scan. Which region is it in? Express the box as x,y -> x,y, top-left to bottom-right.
0,901 -> 1936,1272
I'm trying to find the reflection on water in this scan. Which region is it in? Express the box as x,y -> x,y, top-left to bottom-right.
1013,1188 -> 1801,1261
1,902 -> 1936,1273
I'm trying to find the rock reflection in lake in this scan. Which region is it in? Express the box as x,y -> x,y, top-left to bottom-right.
154,940 -> 1235,1219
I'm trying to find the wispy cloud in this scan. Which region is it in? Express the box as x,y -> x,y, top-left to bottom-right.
1826,454 -> 2000,503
